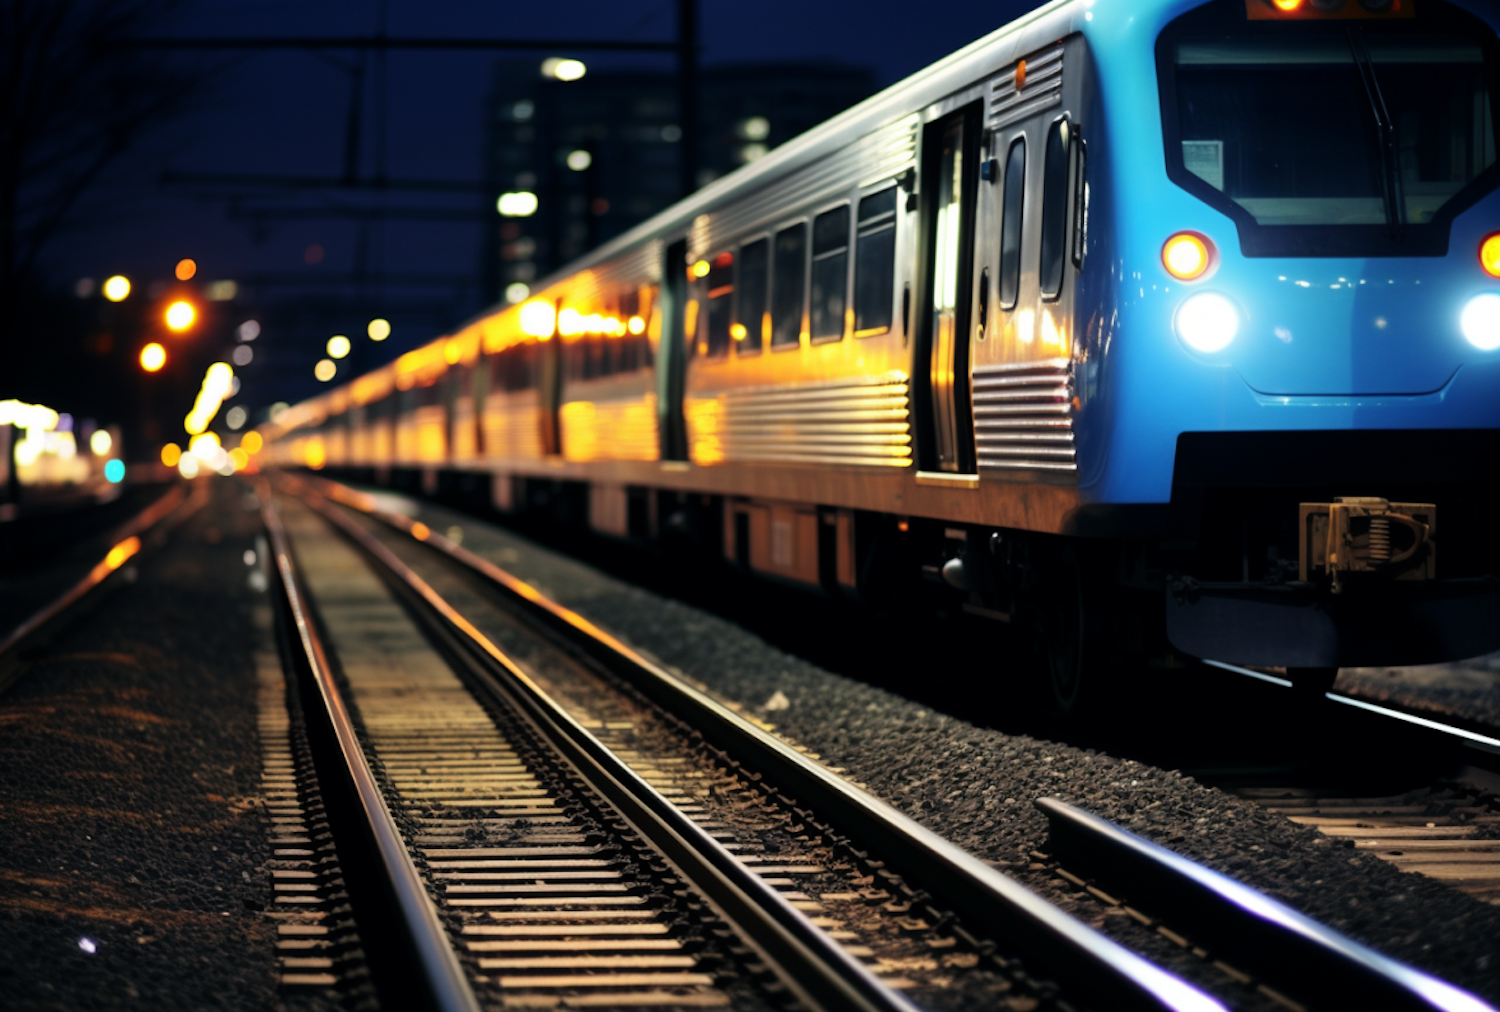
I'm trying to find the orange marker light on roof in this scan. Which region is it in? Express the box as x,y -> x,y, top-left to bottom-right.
1480,233 -> 1500,278
1270,0 -> 1303,10
1162,232 -> 1215,281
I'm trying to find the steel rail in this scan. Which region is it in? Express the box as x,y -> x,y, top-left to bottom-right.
0,482 -> 200,694
290,473 -> 1230,1012
1205,660 -> 1500,759
292,483 -> 924,1012
259,488 -> 482,1012
1035,797 -> 1497,1012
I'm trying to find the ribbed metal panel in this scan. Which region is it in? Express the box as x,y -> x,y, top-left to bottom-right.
988,43 -> 1064,132
973,358 -> 1076,473
689,371 -> 913,468
692,115 -> 919,254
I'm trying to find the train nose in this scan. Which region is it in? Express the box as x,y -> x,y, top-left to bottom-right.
1228,273 -> 1472,397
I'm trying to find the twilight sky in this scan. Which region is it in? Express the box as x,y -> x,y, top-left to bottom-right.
42,0 -> 1041,414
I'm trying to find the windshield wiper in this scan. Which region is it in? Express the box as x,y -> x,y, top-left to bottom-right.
1350,29 -> 1405,240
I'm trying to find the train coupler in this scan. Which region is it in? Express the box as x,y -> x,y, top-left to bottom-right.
1298,497 -> 1435,594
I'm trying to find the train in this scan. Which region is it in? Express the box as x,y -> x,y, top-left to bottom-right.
264,0 -> 1500,710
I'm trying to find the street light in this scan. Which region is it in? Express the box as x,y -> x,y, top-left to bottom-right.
165,300 -> 196,332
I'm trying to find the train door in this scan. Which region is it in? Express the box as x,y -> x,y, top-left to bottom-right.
973,41 -> 1086,477
915,102 -> 983,474
538,298 -> 563,455
657,237 -> 689,461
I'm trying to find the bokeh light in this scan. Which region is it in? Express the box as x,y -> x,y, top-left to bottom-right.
89,430 -> 112,456
161,443 -> 183,467
103,276 -> 131,302
175,258 -> 197,281
327,335 -> 351,359
165,300 -> 196,332
314,358 -> 337,382
103,459 -> 126,483
367,318 -> 391,341
139,343 -> 167,372
241,431 -> 263,454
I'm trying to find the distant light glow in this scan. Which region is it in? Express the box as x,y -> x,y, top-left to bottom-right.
627,315 -> 646,335
232,344 -> 253,366
739,143 -> 768,163
269,402 -> 289,423
497,191 -> 538,217
75,278 -> 95,298
1175,292 -> 1239,353
327,335 -> 351,359
103,459 -> 125,483
140,342 -> 167,372
519,299 -> 557,338
184,362 -> 234,435
314,358 -> 337,382
512,99 -> 534,121
229,447 -> 249,470
206,280 -> 237,301
238,320 -> 260,342
241,431 -> 263,454
78,938 -> 97,954
165,300 -> 196,332
660,124 -> 682,143
226,405 -> 247,430
175,258 -> 197,281
178,454 -> 200,478
103,276 -> 131,302
740,116 -> 770,140
0,400 -> 59,431
367,318 -> 391,341
90,430 -> 112,456
505,283 -> 530,304
1272,0 -> 1302,10
541,57 -> 586,81
1461,293 -> 1500,351
161,443 -> 182,467
566,150 -> 592,172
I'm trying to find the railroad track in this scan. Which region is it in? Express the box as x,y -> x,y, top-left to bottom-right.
1202,661 -> 1500,907
260,471 -> 1499,1012
0,480 -> 205,695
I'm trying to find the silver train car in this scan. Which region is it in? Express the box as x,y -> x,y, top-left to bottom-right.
265,0 -> 1500,708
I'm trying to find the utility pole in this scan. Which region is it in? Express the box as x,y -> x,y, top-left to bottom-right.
678,0 -> 698,200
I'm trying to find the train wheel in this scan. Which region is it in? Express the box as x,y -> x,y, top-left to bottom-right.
1286,666 -> 1338,696
1031,548 -> 1107,715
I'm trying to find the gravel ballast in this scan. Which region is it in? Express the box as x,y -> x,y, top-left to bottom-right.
0,484 -> 283,1010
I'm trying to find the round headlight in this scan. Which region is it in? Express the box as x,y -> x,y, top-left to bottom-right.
1461,293 -> 1500,351
1175,292 -> 1240,353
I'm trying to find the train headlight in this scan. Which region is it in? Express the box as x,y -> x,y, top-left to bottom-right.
1175,292 -> 1240,353
1162,232 -> 1215,282
1461,293 -> 1500,351
1480,233 -> 1500,279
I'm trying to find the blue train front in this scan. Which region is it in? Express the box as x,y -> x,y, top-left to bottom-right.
1074,0 -> 1500,680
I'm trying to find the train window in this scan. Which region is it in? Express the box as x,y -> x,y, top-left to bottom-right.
1040,118 -> 1070,301
735,238 -> 768,355
703,252 -> 734,357
810,205 -> 850,342
999,137 -> 1025,309
1160,4 -> 1500,256
771,223 -> 806,348
853,187 -> 897,337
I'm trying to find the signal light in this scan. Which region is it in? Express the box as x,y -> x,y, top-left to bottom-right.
1480,233 -> 1500,278
1250,0 -> 1409,16
1162,232 -> 1215,282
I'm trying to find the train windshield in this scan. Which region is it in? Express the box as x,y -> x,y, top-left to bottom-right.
1159,6 -> 1500,256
